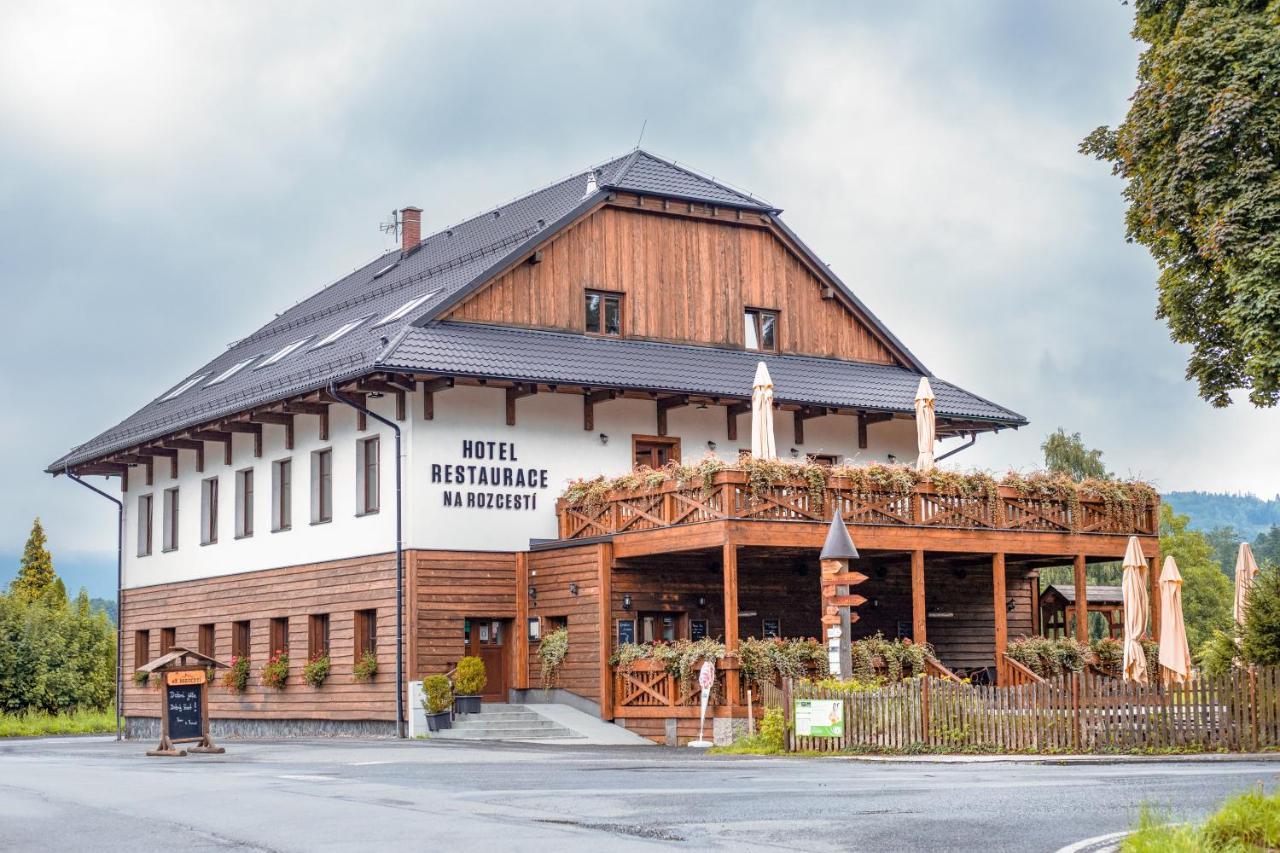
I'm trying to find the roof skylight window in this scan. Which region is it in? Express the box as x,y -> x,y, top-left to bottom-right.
161,374 -> 209,402
256,337 -> 312,369
311,316 -> 372,350
375,291 -> 437,326
206,357 -> 257,387
372,260 -> 399,279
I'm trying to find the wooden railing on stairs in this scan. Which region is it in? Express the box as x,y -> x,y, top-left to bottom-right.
997,653 -> 1047,687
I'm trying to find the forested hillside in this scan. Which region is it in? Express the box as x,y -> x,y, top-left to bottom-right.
1164,492 -> 1280,539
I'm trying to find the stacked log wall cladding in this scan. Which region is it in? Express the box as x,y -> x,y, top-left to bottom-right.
525,544 -> 603,702
413,550 -> 518,679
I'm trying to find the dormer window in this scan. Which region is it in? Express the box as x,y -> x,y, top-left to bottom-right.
585,290 -> 623,337
744,308 -> 778,352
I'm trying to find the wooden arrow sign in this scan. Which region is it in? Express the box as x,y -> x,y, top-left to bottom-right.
820,572 -> 868,590
821,612 -> 860,626
828,594 -> 867,608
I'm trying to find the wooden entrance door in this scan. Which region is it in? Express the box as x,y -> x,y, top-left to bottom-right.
463,618 -> 509,702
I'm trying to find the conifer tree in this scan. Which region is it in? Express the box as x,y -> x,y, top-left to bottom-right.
11,518 -> 56,602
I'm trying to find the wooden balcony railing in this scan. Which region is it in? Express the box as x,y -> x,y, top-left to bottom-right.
613,658 -> 748,718
558,471 -> 1159,541
997,653 -> 1047,687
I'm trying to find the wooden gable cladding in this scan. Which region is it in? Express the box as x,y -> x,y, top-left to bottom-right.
445,202 -> 901,365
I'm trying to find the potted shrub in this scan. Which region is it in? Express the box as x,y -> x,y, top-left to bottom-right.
260,650 -> 289,689
453,656 -> 486,714
222,654 -> 250,692
422,674 -> 453,732
353,650 -> 378,682
302,652 -> 330,688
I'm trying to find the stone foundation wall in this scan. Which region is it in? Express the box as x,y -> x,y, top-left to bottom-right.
125,716 -> 397,740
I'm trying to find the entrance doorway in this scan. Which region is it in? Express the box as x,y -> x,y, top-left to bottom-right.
463,618 -> 509,702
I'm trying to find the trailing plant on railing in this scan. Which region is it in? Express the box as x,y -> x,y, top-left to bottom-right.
260,651 -> 289,690
610,637 -> 728,694
538,627 -> 569,689
222,655 -> 250,692
802,676 -> 881,693
737,637 -> 829,688
849,633 -> 933,683
302,653 -> 330,688
1006,636 -> 1090,677
352,650 -> 378,682
1090,637 -> 1123,675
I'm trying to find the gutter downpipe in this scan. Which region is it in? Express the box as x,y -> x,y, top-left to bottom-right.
935,431 -> 979,463
64,466 -> 124,742
328,383 -> 405,738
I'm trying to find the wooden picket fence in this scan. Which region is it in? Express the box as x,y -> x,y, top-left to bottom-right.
782,667 -> 1280,753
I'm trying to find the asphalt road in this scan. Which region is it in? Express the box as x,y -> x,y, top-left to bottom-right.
0,737 -> 1276,852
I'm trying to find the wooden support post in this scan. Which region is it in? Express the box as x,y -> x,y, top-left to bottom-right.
857,413 -> 868,449
656,395 -> 687,437
598,542 -> 614,719
584,390 -> 614,432
318,409 -> 329,441
793,410 -> 805,445
1148,549 -> 1161,641
726,403 -> 749,442
1073,554 -> 1088,641
992,552 -> 1007,683
420,378 -> 452,422
722,540 -> 740,713
394,390 -> 406,422
911,550 -> 927,646
506,384 -> 536,426
514,552 -> 529,691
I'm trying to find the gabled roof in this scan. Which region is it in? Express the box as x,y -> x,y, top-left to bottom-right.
379,322 -> 1025,427
1043,584 -> 1124,605
47,150 -> 1008,472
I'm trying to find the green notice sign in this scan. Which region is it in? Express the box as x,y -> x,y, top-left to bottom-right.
795,699 -> 844,737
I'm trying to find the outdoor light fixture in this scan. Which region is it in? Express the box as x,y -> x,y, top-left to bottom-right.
696,595 -> 707,608
599,433 -> 609,445
789,447 -> 799,458
887,454 -> 897,463
569,582 -> 579,596
1006,598 -> 1016,613
528,586 -> 537,603
622,593 -> 632,610
871,597 -> 879,609
706,440 -> 717,451
696,401 -> 708,410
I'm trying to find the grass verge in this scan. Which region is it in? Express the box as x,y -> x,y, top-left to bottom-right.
0,709 -> 116,737
1123,788 -> 1280,852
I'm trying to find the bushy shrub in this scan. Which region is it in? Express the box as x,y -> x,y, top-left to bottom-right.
1006,636 -> 1090,677
352,650 -> 378,682
0,587 -> 116,714
454,656 -> 486,696
302,654 -> 330,688
260,652 -> 289,689
422,674 -> 452,714
737,637 -> 828,688
1197,629 -> 1241,677
758,706 -> 785,752
1090,637 -> 1123,675
1242,566 -> 1280,667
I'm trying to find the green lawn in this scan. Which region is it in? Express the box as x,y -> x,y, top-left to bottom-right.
0,709 -> 116,737
1123,788 -> 1280,852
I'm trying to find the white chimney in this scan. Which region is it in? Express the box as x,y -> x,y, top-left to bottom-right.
583,170 -> 598,198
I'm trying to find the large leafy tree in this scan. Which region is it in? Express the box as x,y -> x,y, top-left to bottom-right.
1082,0 -> 1280,407
1160,505 -> 1234,652
1041,428 -> 1109,481
10,518 -> 56,602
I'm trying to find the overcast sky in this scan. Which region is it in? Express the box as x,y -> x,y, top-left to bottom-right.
4,1 -> 1279,573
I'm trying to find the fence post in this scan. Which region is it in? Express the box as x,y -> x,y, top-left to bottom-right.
1071,671 -> 1081,752
1250,666 -> 1259,753
783,677 -> 793,752
921,675 -> 930,746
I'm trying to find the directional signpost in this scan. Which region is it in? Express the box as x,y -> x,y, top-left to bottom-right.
819,511 -> 863,679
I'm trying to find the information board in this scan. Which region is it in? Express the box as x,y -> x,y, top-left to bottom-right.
795,699 -> 844,737
165,683 -> 204,742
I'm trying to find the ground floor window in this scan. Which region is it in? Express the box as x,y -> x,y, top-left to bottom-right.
308,614 -> 330,659
270,617 -> 289,657
199,623 -> 215,658
160,626 -> 176,654
134,629 -> 150,668
354,609 -> 376,660
232,620 -> 250,659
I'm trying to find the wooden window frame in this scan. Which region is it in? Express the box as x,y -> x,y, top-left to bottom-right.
160,626 -> 176,655
631,434 -> 681,470
308,613 -> 330,660
312,449 -> 333,524
232,620 -> 251,659
136,494 -> 153,557
744,307 -> 780,353
357,436 -> 380,516
236,467 -> 254,539
199,623 -> 215,658
162,487 -> 179,552
272,457 -> 292,532
584,289 -> 625,337
200,477 -> 218,545
354,609 -> 377,660
134,629 -> 150,668
269,616 -> 289,657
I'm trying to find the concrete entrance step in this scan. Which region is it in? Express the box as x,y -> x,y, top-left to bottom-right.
431,704 -> 584,742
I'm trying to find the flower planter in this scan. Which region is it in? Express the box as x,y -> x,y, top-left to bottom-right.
454,694 -> 481,715
425,710 -> 452,732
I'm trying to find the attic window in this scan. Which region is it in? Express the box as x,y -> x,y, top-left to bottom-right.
376,292 -> 437,326
372,261 -> 399,279
206,357 -> 256,387
257,337 -> 312,369
311,316 -> 371,350
161,374 -> 209,401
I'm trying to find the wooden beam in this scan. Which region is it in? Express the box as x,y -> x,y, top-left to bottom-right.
514,551 -> 529,691
656,395 -> 688,437
505,383 -> 537,426
250,411 -> 295,451
395,389 -> 406,422
792,407 -> 824,446
993,552 -> 1008,678
598,541 -> 614,720
911,549 -> 926,646
722,539 -> 740,714
858,413 -> 868,449
221,421 -> 263,458
583,389 -> 615,432
1073,554 -> 1088,641
420,377 -> 453,421
282,401 -> 329,416
189,430 -> 233,465
726,402 -> 750,442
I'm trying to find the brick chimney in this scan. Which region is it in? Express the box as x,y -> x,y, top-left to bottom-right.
400,206 -> 422,254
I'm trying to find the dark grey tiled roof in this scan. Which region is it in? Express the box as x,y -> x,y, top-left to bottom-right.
381,323 -> 1026,426
1045,585 -> 1123,604
46,149 -> 975,472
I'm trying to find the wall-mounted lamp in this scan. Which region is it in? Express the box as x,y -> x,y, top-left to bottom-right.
599,433 -> 609,445
528,586 -> 537,603
789,447 -> 799,458
871,597 -> 880,609
696,401 -> 708,410
569,582 -> 579,596
887,454 -> 897,464
696,595 -> 707,608
367,391 -> 385,399
706,440 -> 717,452
622,593 -> 632,611
1006,598 -> 1016,613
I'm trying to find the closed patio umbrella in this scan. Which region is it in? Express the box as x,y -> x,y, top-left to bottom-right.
1234,543 -> 1260,626
1158,556 -> 1191,684
751,361 -> 777,461
914,377 -> 936,471
1121,536 -> 1149,683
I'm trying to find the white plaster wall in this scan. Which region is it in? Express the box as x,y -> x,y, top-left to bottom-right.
121,395 -> 404,589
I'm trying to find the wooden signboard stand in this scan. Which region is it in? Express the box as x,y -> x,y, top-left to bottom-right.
819,511 -> 865,679
135,646 -> 228,757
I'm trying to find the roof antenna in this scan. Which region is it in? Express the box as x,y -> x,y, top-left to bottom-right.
379,209 -> 400,242
634,118 -> 647,150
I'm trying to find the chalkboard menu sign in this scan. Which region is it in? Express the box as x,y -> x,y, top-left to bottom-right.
617,619 -> 635,645
166,684 -> 204,742
690,619 -> 708,641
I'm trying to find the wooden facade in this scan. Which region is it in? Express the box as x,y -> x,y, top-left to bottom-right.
447,200 -> 902,365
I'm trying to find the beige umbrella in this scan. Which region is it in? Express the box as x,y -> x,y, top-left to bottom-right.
1121,536 -> 1149,683
1233,543 -> 1260,626
750,361 -> 777,461
1158,556 -> 1191,684
914,377 -> 936,471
